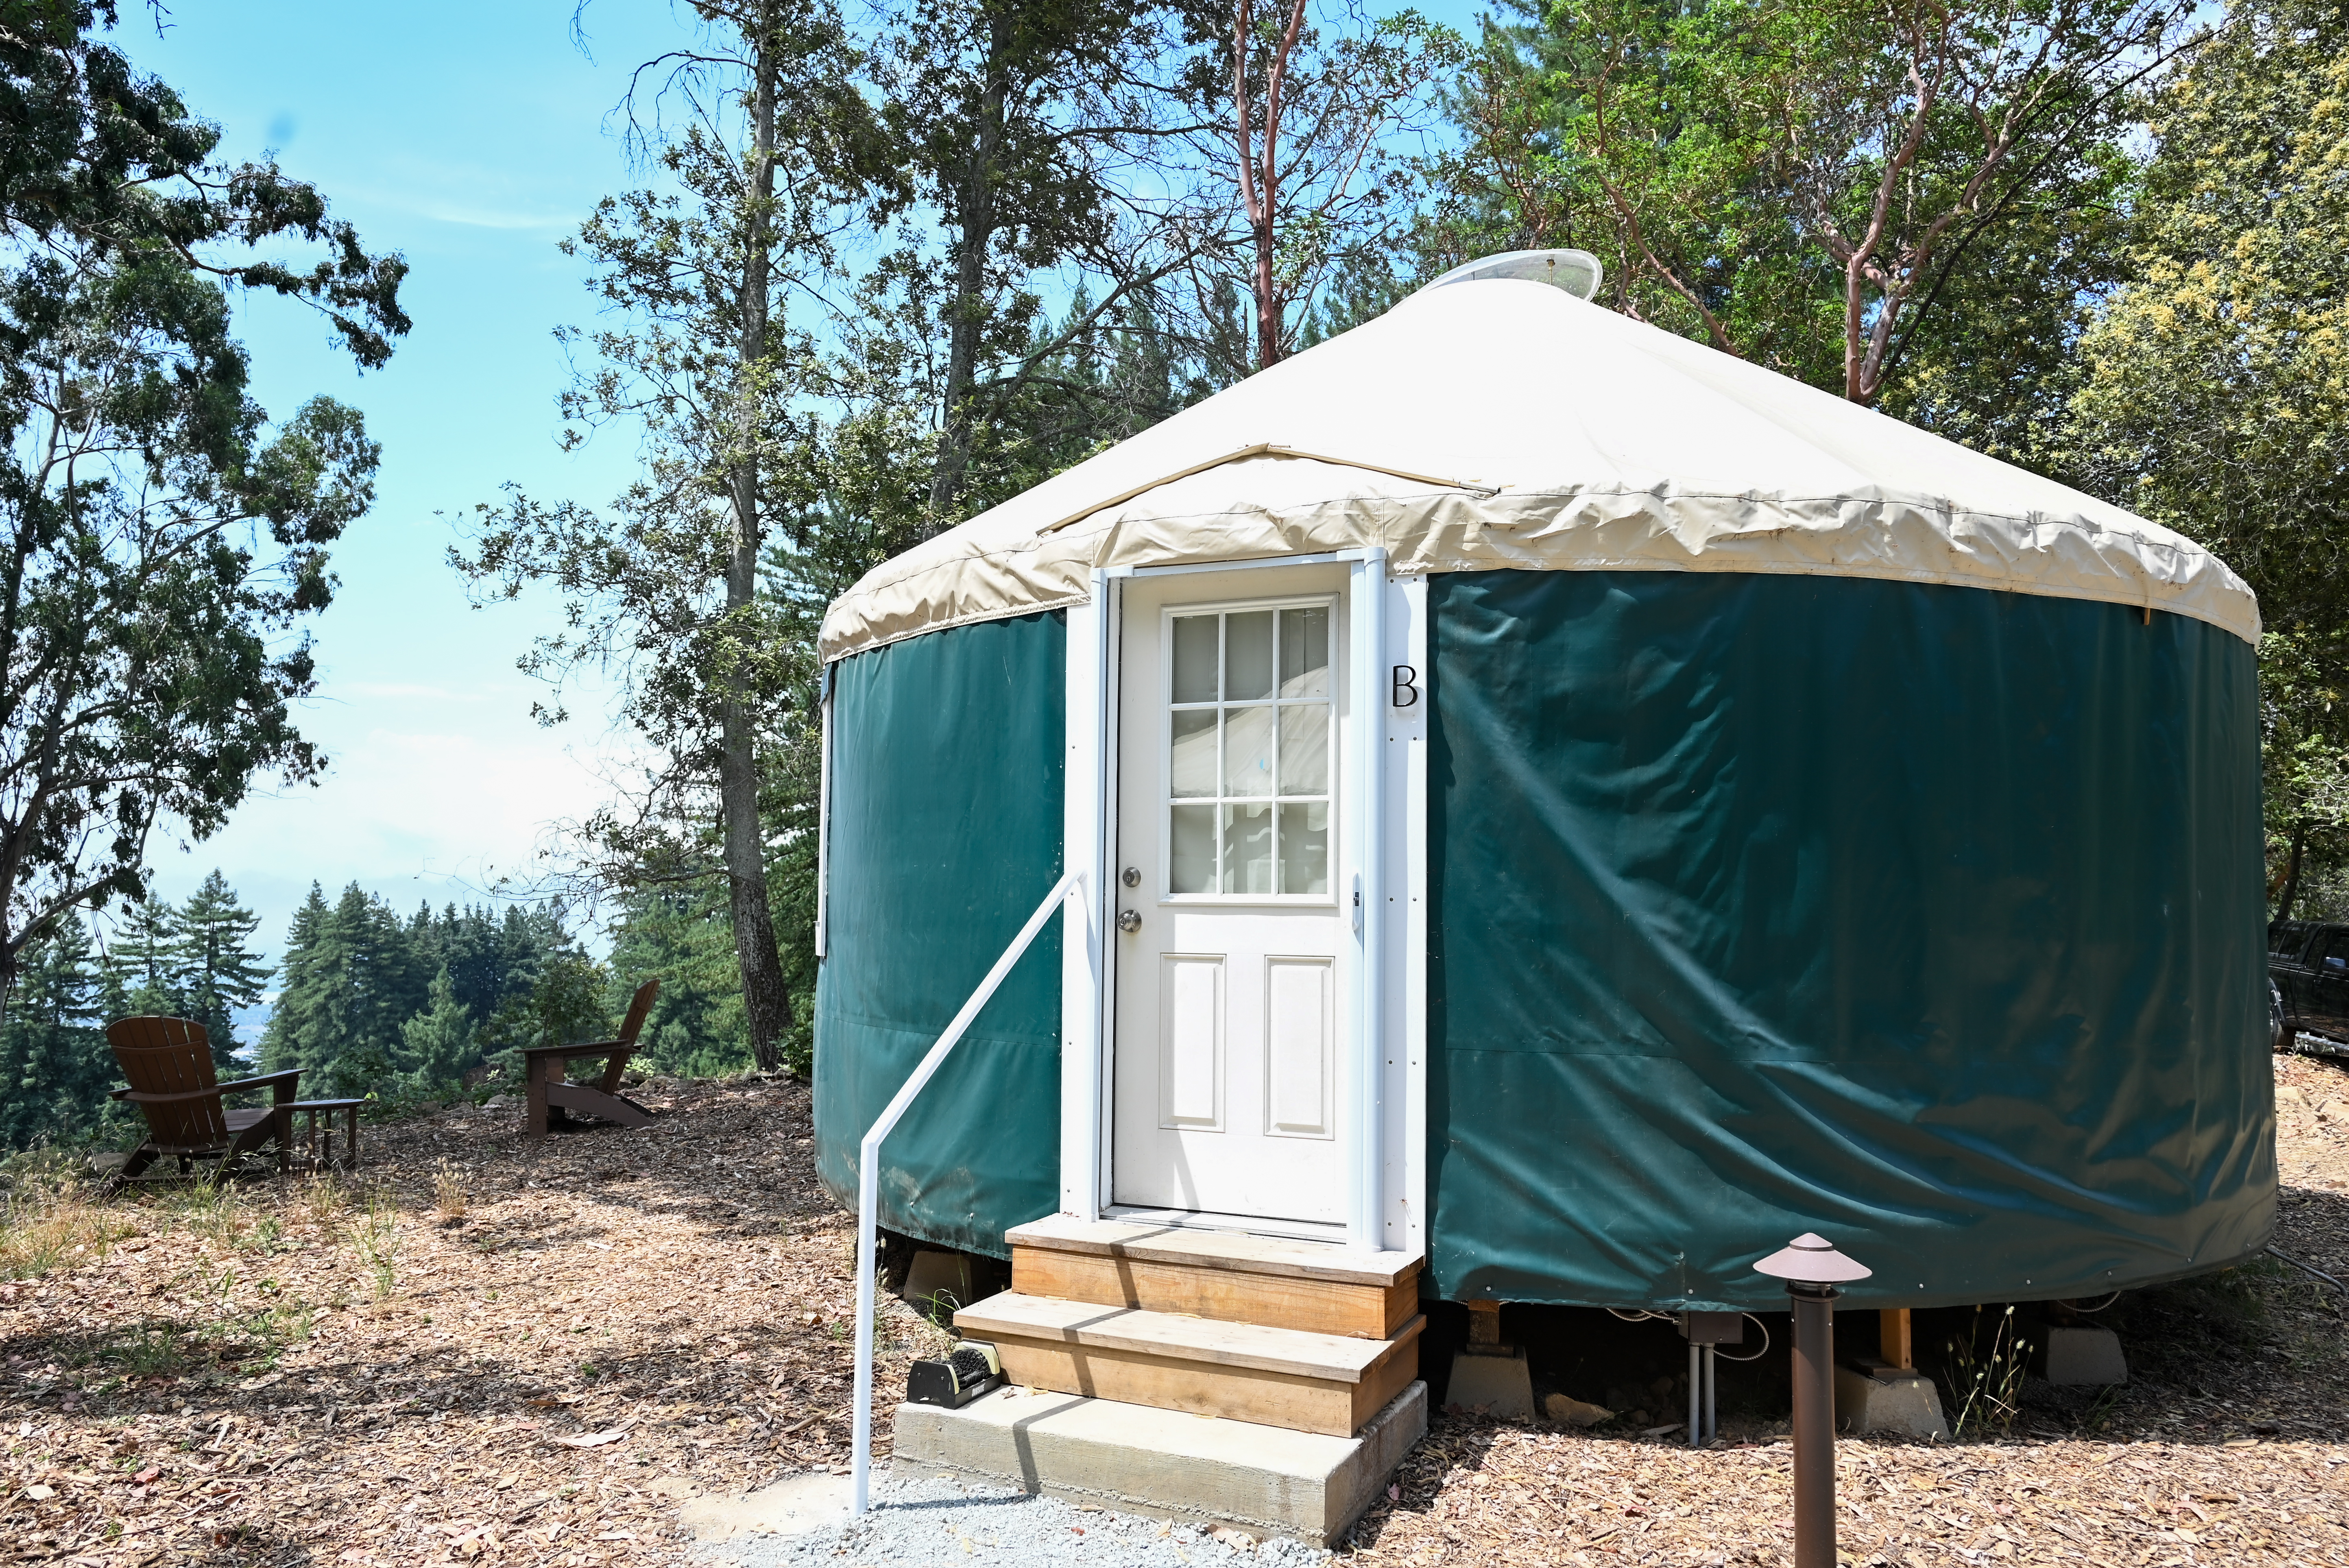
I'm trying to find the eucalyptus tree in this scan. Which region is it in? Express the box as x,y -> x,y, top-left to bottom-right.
456,0 -> 881,1071
0,3 -> 406,1007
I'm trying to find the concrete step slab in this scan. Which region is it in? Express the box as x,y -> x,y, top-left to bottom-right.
892,1380 -> 1428,1547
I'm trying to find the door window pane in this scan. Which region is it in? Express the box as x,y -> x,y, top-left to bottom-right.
1172,616 -> 1219,704
1225,611 -> 1274,700
1280,607 -> 1329,698
1163,600 -> 1335,900
1224,706 -> 1275,796
1170,710 -> 1217,797
1278,705 -> 1327,794
1170,805 -> 1217,894
1278,803 -> 1328,894
1223,803 -> 1274,895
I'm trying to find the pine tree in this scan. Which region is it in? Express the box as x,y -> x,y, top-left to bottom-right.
399,968 -> 476,1094
261,884 -> 333,1075
0,918 -> 111,1149
436,905 -> 510,1021
176,871 -> 273,1073
100,894 -> 181,1016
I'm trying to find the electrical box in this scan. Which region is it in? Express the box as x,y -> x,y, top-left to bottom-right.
1679,1311 -> 1744,1344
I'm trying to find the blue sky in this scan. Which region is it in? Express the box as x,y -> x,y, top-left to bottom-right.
109,0 -> 1490,964
112,1 -> 709,954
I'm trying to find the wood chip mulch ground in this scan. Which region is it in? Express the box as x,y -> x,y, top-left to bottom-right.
7,1055 -> 2349,1566
2,1075 -> 948,1567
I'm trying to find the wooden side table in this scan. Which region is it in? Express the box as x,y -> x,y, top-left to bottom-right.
283,1099 -> 364,1170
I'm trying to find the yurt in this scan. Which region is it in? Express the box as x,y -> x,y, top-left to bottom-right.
811,253 -> 2274,1321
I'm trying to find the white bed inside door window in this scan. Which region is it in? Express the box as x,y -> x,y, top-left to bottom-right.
1160,595 -> 1339,904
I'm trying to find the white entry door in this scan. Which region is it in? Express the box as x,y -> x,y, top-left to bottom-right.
1110,565 -> 1351,1226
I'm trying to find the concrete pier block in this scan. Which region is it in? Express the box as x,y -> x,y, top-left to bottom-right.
1446,1346 -> 1535,1421
2037,1325 -> 2128,1385
892,1379 -> 1427,1546
1835,1365 -> 1950,1440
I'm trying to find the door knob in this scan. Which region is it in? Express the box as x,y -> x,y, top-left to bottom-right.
1117,909 -> 1142,933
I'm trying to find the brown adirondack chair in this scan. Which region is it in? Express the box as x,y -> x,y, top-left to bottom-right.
522,977 -> 661,1139
106,1016 -> 302,1184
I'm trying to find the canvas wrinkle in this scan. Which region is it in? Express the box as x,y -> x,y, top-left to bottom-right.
1423,569 -> 2270,1310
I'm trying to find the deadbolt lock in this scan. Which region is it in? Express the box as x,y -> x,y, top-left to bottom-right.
1117,909 -> 1142,933
1121,866 -> 1141,888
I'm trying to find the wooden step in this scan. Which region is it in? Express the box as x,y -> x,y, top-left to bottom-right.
953,1291 -> 1424,1438
1008,1215 -> 1422,1339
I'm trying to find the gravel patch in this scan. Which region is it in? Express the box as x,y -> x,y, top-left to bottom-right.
695,1475 -> 1332,1568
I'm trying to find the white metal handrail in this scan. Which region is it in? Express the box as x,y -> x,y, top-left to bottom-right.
851,868 -> 1088,1516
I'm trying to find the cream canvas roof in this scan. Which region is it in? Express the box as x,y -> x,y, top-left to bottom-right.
820,277 -> 2256,661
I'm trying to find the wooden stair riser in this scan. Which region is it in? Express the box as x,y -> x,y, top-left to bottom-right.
1013,1245 -> 1416,1339
988,1334 -> 1420,1438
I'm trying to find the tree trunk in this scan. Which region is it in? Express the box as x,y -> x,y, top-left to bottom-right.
928,12 -> 1011,522
1233,0 -> 1308,374
2276,821 -> 2310,925
722,11 -> 793,1074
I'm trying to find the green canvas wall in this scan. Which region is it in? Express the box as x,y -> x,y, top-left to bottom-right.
1424,569 -> 2274,1310
813,571 -> 2273,1302
813,610 -> 1066,1258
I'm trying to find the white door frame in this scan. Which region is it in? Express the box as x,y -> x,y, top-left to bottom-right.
1061,552 -> 1426,1256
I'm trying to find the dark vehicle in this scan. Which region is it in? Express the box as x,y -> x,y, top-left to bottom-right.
2270,920 -> 2349,1053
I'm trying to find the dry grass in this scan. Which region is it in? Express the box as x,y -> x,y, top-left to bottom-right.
434,1157 -> 471,1223
299,1169 -> 349,1226
0,1172 -> 132,1281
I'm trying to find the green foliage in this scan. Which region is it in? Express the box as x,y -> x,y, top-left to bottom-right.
453,1 -> 885,1073
479,950 -> 611,1074
176,871 -> 276,1064
0,3 -> 406,995
876,0 -> 1172,512
262,883 -> 599,1101
92,872 -> 270,1073
0,868 -> 271,1149
1220,0 -> 1466,373
602,886 -> 752,1078
398,969 -> 475,1098
0,918 -> 117,1150
2062,0 -> 2349,911
259,883 -> 426,1096
1424,0 -> 2187,405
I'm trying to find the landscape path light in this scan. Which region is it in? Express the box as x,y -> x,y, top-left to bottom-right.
1753,1233 -> 1872,1568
